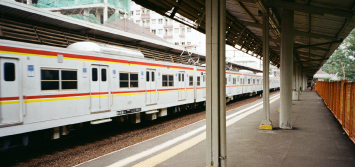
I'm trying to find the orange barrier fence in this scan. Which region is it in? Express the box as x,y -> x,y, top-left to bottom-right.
316,81 -> 355,144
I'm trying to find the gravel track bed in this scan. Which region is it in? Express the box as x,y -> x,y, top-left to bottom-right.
0,90 -> 279,167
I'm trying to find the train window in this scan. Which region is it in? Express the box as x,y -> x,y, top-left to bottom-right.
197,76 -> 201,86
253,79 -> 255,84
248,79 -> 250,84
92,68 -> 98,81
162,75 -> 168,86
162,74 -> 174,87
119,73 -> 129,88
189,76 -> 193,86
168,75 -> 174,86
101,69 -> 107,81
233,78 -> 236,85
41,69 -> 59,90
203,74 -> 205,82
225,78 -> 227,85
130,73 -> 139,88
61,70 -> 77,90
152,72 -> 155,82
237,76 -> 239,82
4,62 -> 15,81
146,71 -> 150,81
182,73 -> 184,82
178,73 -> 181,81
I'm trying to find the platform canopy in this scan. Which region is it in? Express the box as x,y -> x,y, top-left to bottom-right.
0,1 -> 263,73
133,0 -> 355,76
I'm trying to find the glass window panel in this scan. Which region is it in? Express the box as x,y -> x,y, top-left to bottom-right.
146,71 -> 149,81
182,73 -> 184,82
61,70 -> 77,80
179,73 -> 181,81
62,81 -> 77,90
189,76 -> 193,86
130,81 -> 138,88
101,69 -> 107,81
152,72 -> 155,81
120,73 -> 128,80
41,81 -> 59,90
120,82 -> 129,88
197,76 -> 200,86
130,73 -> 138,80
92,68 -> 98,81
41,69 -> 59,80
4,62 -> 15,81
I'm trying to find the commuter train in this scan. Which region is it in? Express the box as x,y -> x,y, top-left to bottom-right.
0,39 -> 279,150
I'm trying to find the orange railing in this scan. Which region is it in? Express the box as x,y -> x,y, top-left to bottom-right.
316,81 -> 355,143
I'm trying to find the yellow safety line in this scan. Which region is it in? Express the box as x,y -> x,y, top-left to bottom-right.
131,95 -> 279,167
132,132 -> 206,167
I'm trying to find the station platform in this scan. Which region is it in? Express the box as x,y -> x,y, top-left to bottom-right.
75,90 -> 355,167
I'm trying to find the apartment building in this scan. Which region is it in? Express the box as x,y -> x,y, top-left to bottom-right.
130,2 -> 206,54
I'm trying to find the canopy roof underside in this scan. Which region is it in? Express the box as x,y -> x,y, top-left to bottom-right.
133,0 -> 355,76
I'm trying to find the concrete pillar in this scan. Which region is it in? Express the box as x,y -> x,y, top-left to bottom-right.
295,65 -> 299,91
260,9 -> 272,130
206,0 -> 227,166
103,0 -> 108,23
292,63 -> 296,89
298,68 -> 302,91
280,9 -> 294,129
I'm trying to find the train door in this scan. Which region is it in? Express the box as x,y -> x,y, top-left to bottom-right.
203,73 -> 206,98
146,69 -> 157,105
178,72 -> 186,100
228,75 -> 232,95
0,58 -> 22,125
90,65 -> 109,113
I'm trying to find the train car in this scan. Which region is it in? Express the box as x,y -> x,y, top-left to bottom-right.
0,40 -> 279,150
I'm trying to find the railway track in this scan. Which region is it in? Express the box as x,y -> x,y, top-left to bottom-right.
0,90 -> 279,167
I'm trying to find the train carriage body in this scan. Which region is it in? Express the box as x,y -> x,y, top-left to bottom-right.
0,40 -> 279,148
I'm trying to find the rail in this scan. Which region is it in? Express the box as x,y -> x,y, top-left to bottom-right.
316,81 -> 355,144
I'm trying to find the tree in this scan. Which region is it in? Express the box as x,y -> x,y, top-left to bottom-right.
321,29 -> 355,81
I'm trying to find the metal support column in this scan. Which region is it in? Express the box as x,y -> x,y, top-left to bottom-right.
298,68 -> 302,92
280,9 -> 294,129
260,9 -> 273,130
295,65 -> 299,91
206,0 -> 227,166
104,0 -> 108,23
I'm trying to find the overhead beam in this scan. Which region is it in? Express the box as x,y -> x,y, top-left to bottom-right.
294,40 -> 343,49
268,0 -> 354,18
169,0 -> 184,18
241,21 -> 339,40
297,58 -> 329,63
296,51 -> 324,58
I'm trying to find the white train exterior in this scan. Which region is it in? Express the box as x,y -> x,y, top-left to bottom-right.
0,40 -> 279,149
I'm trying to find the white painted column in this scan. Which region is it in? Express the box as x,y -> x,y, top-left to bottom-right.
206,0 -> 227,166
280,9 -> 294,129
295,64 -> 299,91
260,9 -> 272,130
298,68 -> 302,91
103,0 -> 108,23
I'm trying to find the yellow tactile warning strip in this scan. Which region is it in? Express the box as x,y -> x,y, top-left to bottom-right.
130,95 -> 279,167
132,132 -> 206,167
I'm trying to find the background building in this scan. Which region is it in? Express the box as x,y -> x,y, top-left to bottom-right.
130,2 -> 206,54
24,0 -> 130,24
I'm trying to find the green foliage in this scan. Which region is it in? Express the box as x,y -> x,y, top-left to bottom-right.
321,29 -> 355,81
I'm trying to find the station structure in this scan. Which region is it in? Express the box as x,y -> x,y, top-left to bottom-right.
1,0 -> 355,167
130,0 -> 355,166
